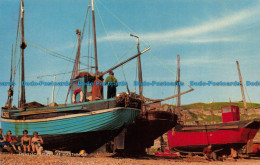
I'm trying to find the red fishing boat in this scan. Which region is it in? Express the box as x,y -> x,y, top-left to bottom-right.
168,61 -> 260,154
168,105 -> 260,154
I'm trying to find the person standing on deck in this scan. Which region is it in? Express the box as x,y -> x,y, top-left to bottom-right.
105,71 -> 118,99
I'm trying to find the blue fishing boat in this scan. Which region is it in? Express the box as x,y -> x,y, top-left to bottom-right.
1,100 -> 140,152
1,0 -> 150,153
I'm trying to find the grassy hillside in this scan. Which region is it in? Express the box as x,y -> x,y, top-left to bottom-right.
162,102 -> 260,110
162,102 -> 260,124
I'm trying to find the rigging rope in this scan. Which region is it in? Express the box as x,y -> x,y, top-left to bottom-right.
65,0 -> 92,104
80,1 -> 91,42
244,85 -> 252,103
149,51 -> 193,89
96,0 -> 193,90
96,0 -> 150,46
14,2 -> 22,106
96,3 -> 129,86
96,0 -> 195,101
13,1 -> 21,84
26,67 -> 90,79
96,1 -> 183,81
55,38 -> 78,101
110,44 -> 136,67
26,41 -> 89,67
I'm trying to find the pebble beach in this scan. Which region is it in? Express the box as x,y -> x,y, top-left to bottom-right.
1,153 -> 259,165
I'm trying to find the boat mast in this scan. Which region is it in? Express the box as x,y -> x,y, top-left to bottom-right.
20,0 -> 27,108
74,29 -> 81,77
137,40 -> 143,97
65,29 -> 82,104
236,61 -> 248,119
7,45 -> 14,109
91,0 -> 98,76
177,54 -> 181,111
130,34 -> 143,97
51,75 -> 56,104
137,40 -> 143,98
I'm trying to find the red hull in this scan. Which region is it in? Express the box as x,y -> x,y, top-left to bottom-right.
168,119 -> 260,153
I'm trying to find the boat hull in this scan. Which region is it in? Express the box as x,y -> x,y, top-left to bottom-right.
168,119 -> 260,153
123,111 -> 178,154
36,130 -> 122,153
1,107 -> 140,152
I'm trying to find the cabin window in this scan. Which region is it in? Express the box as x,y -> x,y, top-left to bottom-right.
86,86 -> 92,101
222,107 -> 231,113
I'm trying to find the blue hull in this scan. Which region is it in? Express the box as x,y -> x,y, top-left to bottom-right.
1,108 -> 140,136
1,106 -> 140,152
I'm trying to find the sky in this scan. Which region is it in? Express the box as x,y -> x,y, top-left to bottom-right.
0,0 -> 260,109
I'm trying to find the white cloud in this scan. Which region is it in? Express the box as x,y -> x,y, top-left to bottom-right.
51,4 -> 260,52
98,5 -> 260,44
145,8 -> 258,39
98,32 -> 132,42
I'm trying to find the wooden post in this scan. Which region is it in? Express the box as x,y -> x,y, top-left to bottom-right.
210,99 -> 215,124
177,54 -> 181,111
51,76 -> 56,103
236,61 -> 248,119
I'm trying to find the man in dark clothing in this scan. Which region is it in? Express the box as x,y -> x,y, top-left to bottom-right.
105,71 -> 118,99
203,145 -> 217,160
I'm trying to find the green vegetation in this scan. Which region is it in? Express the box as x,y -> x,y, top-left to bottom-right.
185,102 -> 260,110
187,110 -> 198,120
240,114 -> 260,120
185,111 -> 222,124
185,113 -> 259,124
162,102 -> 260,111
162,102 -> 260,124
